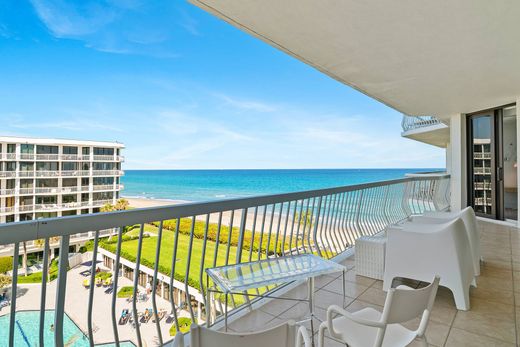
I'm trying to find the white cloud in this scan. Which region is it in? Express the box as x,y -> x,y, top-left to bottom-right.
214,93 -> 277,113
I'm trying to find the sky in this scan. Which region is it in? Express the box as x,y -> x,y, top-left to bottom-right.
0,0 -> 445,170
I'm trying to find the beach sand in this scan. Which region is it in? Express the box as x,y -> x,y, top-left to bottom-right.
125,197 -> 187,209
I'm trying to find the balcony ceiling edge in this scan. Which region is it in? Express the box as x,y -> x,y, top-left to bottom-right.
190,0 -> 520,117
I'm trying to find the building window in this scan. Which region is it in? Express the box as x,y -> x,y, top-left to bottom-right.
36,162 -> 58,171
36,179 -> 58,187
82,147 -> 90,155
63,146 -> 78,155
81,209 -> 89,214
93,147 -> 114,156
61,162 -> 78,171
81,178 -> 89,187
7,144 -> 16,153
20,162 -> 34,171
36,212 -> 57,219
36,145 -> 58,154
19,214 -> 33,221
36,195 -> 57,205
62,194 -> 77,203
6,215 -> 15,223
94,177 -> 114,185
62,178 -> 77,187
81,162 -> 90,171
6,162 -> 16,171
93,162 -> 115,170
6,180 -> 15,189
81,193 -> 89,202
20,179 -> 33,188
62,210 -> 77,216
20,196 -> 33,206
20,144 -> 34,154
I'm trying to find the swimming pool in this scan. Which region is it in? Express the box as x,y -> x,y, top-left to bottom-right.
0,310 -> 135,346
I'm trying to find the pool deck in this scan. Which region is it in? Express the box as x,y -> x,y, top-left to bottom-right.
0,261 -> 188,346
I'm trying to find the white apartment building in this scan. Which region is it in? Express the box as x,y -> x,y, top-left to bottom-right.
0,136 -> 124,224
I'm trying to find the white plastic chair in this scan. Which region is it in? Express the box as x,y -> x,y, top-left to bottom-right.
170,320 -> 301,347
410,206 -> 481,276
317,276 -> 440,347
383,218 -> 474,310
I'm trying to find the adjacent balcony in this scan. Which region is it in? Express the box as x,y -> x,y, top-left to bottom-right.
0,153 -> 123,161
401,115 -> 449,148
0,174 -> 451,346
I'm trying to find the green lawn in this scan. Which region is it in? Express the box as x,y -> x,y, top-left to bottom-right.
114,224 -> 256,288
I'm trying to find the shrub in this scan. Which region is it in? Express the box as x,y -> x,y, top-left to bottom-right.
151,218 -> 294,256
95,271 -> 112,280
117,286 -> 134,298
0,257 -> 13,274
78,246 -> 87,254
169,317 -> 192,336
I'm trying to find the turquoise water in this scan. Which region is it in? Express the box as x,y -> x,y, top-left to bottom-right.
0,311 -> 135,347
121,169 -> 442,202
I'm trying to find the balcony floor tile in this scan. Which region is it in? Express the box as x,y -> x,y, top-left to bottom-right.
228,219 -> 520,346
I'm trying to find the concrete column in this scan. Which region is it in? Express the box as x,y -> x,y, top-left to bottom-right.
516,99 -> 520,223
448,113 -> 467,212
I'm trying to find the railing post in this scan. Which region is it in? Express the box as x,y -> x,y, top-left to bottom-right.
312,197 -> 323,257
54,235 -> 70,347
236,208 -> 248,263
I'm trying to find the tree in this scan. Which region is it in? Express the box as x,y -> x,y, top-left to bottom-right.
115,198 -> 129,211
100,203 -> 116,213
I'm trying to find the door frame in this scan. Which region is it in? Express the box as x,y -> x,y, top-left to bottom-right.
466,104 -> 516,220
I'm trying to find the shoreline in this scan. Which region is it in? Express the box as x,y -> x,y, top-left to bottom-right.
124,196 -> 191,209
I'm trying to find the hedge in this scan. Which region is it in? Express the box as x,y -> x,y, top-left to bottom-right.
169,317 -> 192,336
117,286 -> 134,298
0,257 -> 13,274
151,218 -> 296,256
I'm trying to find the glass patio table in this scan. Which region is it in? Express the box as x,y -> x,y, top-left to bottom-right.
205,253 -> 346,334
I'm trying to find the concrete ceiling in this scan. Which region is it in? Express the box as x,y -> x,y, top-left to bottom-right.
190,0 -> 520,120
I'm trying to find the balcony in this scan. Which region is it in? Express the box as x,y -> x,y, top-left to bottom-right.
474,167 -> 492,175
0,171 -> 16,178
92,170 -> 124,176
0,188 -> 16,196
0,174 -> 452,345
400,115 -> 449,148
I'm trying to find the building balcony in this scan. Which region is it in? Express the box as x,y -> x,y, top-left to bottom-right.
0,188 -> 16,196
474,152 -> 492,160
400,115 -> 449,148
0,174 -> 453,345
0,171 -> 16,178
0,153 -> 122,161
474,167 -> 492,175
92,170 -> 124,176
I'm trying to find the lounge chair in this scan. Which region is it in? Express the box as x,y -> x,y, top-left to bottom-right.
140,308 -> 153,323
152,309 -> 166,323
82,279 -> 90,289
384,218 -> 474,310
410,206 -> 481,276
315,276 -> 440,347
95,278 -> 102,287
103,278 -> 112,287
119,309 -> 130,325
172,320 -> 299,347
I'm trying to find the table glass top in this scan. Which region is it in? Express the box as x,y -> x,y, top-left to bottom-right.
206,254 -> 345,293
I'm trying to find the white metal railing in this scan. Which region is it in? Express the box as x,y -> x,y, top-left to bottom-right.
474,152 -> 491,159
0,188 -> 16,196
401,115 -> 444,132
35,171 -> 60,177
0,206 -> 14,214
474,167 -> 492,175
0,171 -> 16,178
0,174 -> 450,346
35,154 -> 60,160
93,155 -> 116,161
93,184 -> 116,191
92,170 -> 124,176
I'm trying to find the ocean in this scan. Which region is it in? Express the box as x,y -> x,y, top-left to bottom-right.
121,169 -> 442,202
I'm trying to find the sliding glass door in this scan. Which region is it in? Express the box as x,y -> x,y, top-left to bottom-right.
467,104 -> 517,220
468,111 -> 498,218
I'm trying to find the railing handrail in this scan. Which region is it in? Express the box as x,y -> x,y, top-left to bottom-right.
0,174 -> 449,244
401,115 -> 445,132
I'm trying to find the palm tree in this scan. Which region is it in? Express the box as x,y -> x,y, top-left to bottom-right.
100,203 -> 116,213
115,198 -> 129,211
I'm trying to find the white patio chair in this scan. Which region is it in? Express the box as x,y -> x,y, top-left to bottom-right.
317,276 -> 439,347
170,320 -> 304,347
383,218 -> 474,310
410,206 -> 481,276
